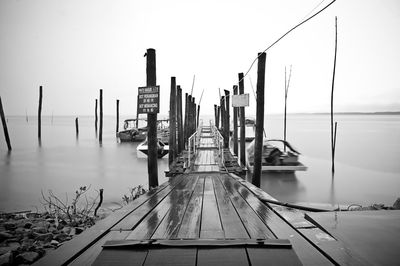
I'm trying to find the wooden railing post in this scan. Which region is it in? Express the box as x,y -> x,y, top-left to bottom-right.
233,85 -> 238,155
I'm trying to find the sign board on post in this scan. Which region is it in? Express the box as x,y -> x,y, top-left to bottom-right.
232,94 -> 250,107
138,86 -> 160,114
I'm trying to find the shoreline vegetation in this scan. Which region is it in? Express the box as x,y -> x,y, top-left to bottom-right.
0,185 -> 146,265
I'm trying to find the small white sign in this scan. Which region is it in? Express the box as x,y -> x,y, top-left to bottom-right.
232,94 -> 249,107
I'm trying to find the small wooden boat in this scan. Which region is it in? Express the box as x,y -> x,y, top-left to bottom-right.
118,119 -> 147,142
246,139 -> 307,172
137,138 -> 169,158
237,118 -> 256,142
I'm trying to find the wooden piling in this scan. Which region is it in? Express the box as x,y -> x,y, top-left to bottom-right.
0,97 -> 12,151
177,86 -> 184,153
184,93 -> 189,145
116,99 -> 119,134
252,52 -> 266,188
169,77 -> 177,165
220,96 -> 225,133
233,85 -> 238,155
75,117 -> 79,136
224,90 -> 230,149
217,106 -> 220,129
146,48 -> 158,188
239,72 -> 246,167
38,86 -> 43,140
197,105 -> 200,130
193,97 -> 196,134
214,104 -> 218,128
95,99 -> 98,134
187,95 -> 192,140
99,89 -> 103,143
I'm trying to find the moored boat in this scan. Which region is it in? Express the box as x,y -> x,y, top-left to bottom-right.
246,139 -> 307,172
137,138 -> 169,158
118,119 -> 147,142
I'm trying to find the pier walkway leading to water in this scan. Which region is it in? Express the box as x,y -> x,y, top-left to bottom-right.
35,125 -> 340,266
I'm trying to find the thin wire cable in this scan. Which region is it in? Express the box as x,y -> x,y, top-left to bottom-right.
237,0 -> 336,85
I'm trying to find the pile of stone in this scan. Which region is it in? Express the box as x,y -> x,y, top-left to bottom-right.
0,211 -> 97,265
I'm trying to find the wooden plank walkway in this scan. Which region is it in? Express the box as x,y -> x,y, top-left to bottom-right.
35,125 -> 336,265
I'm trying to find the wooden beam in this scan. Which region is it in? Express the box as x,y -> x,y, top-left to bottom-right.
169,77 -> 177,165
238,73 -> 246,167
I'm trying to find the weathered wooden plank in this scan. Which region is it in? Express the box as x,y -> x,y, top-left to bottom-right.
144,248 -> 196,266
228,175 -> 333,266
34,176 -> 183,266
69,231 -> 130,266
126,176 -> 197,239
218,174 -> 275,239
200,176 -> 224,238
212,176 -> 249,238
111,175 -> 185,231
151,176 -> 200,239
92,249 -> 148,266
177,176 -> 205,238
197,248 -> 249,266
247,247 -> 302,266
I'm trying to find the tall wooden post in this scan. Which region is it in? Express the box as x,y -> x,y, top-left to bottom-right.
184,93 -> 188,145
252,52 -> 266,188
177,86 -> 184,153
233,85 -> 238,155
136,95 -> 139,128
239,73 -> 246,167
146,48 -> 158,188
116,99 -> 120,134
38,86 -> 43,140
169,77 -> 177,165
193,97 -> 196,134
197,105 -> 200,129
220,96 -> 225,133
214,104 -> 218,128
95,99 -> 98,134
0,97 -> 12,151
99,89 -> 103,143
217,106 -> 220,129
224,90 -> 230,149
187,95 -> 192,139
75,117 -> 79,136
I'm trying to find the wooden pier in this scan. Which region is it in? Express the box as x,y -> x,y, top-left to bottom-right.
35,124 -> 393,266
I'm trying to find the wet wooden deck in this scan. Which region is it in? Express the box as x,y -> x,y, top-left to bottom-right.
35,125 -> 339,265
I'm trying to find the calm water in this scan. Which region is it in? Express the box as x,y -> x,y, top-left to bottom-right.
0,114 -> 399,212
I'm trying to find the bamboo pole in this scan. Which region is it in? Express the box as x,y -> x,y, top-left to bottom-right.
116,99 -> 119,134
252,52 -> 266,188
146,48 -> 158,188
331,16 -> 338,173
0,97 -> 12,150
233,85 -> 238,155
99,89 -> 103,143
239,72 -> 246,167
177,86 -> 184,153
284,65 -> 292,152
169,77 -> 177,165
38,86 -> 43,140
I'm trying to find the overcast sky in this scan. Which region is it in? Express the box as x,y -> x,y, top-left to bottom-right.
0,0 -> 399,116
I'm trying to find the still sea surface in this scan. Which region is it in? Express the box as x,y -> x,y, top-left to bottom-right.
0,114 -> 399,212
